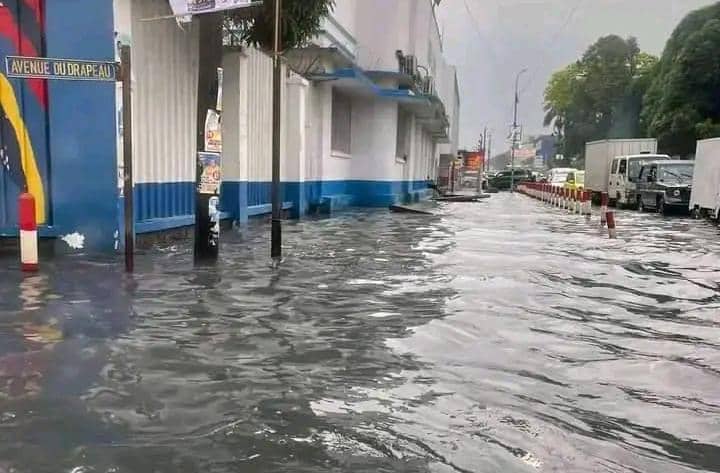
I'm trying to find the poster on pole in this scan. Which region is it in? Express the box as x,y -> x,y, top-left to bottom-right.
204,110 -> 222,153
168,0 -> 256,18
197,152 -> 222,195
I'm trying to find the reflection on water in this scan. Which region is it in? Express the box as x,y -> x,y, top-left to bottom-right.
0,195 -> 719,472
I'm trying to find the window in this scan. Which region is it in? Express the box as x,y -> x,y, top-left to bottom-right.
396,108 -> 410,162
611,159 -> 619,174
618,159 -> 627,175
331,89 -> 351,155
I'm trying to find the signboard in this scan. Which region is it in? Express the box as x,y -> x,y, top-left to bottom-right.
5,56 -> 117,82
197,152 -> 222,195
169,0 -> 255,17
464,151 -> 485,171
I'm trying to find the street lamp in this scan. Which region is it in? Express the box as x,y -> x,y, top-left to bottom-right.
510,68 -> 528,193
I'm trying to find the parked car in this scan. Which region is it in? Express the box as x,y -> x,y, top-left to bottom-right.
564,170 -> 585,191
636,160 -> 694,215
609,153 -> 670,208
487,169 -> 533,190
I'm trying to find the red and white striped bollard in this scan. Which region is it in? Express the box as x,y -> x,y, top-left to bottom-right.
606,211 -> 617,239
19,192 -> 38,272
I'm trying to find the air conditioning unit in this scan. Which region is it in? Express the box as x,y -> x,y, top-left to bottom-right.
399,55 -> 417,76
421,76 -> 435,96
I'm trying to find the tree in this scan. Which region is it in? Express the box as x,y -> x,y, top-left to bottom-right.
642,3 -> 720,156
229,0 -> 335,50
543,35 -> 657,158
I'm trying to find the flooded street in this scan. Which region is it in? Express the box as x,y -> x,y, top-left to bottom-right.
1,193 -> 719,472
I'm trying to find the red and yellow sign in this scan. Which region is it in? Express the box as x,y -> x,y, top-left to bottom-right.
464,151 -> 485,171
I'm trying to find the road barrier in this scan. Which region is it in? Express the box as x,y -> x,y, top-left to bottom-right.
517,183 -> 620,237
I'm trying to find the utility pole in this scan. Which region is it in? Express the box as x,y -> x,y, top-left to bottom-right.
487,133 -> 492,172
270,0 -> 283,261
476,127 -> 487,194
510,68 -> 527,193
194,14 -> 223,262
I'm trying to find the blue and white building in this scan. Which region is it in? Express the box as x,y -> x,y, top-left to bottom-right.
220,0 -> 460,219
0,0 -> 460,251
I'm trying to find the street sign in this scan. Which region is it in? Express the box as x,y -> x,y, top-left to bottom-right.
5,56 -> 117,82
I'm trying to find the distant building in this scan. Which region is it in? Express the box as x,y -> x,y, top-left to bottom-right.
534,135 -> 558,169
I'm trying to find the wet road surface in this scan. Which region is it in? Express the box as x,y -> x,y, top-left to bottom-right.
0,193 -> 719,472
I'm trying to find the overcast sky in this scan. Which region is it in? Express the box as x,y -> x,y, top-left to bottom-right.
436,0 -> 714,152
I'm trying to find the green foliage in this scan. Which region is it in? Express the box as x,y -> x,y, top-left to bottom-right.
642,3 -> 720,156
229,0 -> 335,50
543,35 -> 658,157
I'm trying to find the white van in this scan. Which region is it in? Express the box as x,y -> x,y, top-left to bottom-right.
608,154 -> 670,207
547,168 -> 577,187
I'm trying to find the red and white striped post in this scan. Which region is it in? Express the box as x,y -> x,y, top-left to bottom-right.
18,192 -> 38,272
575,190 -> 582,214
606,211 -> 617,239
572,189 -> 578,213
600,192 -> 608,227
583,191 -> 592,221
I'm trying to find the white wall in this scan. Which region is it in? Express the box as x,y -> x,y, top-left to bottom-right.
129,0 -> 198,185
354,0 -> 412,72
224,48 -> 311,184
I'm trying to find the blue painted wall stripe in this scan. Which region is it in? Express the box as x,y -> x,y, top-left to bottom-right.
127,179 -> 431,232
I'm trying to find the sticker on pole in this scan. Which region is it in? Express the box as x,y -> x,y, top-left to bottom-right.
198,152 -> 222,195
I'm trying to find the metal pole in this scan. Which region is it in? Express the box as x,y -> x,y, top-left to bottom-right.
271,0 -> 283,260
477,127 -> 487,194
487,133 -> 492,175
510,69 -> 527,193
120,45 -> 134,273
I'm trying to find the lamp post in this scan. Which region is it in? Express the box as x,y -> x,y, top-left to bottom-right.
510,68 -> 527,193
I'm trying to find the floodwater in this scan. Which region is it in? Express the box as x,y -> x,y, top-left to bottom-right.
0,193 -> 719,472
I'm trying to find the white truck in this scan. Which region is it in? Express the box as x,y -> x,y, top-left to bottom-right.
689,138 -> 720,219
584,139 -> 661,206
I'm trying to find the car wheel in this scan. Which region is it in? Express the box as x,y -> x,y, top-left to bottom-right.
657,198 -> 666,216
637,197 -> 645,213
